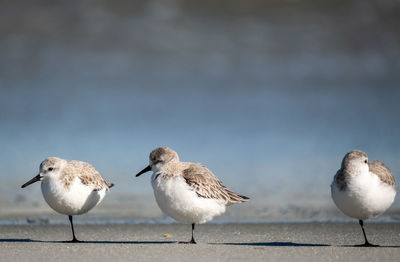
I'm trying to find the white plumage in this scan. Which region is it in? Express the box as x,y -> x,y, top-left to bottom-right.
22,157 -> 112,242
136,147 -> 248,243
41,176 -> 107,216
331,169 -> 396,220
331,150 -> 396,246
151,172 -> 226,224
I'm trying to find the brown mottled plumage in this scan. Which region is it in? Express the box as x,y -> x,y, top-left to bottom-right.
136,147 -> 249,244
340,150 -> 368,169
39,157 -> 112,191
331,150 -> 397,247
22,156 -> 113,242
334,150 -> 395,191
61,160 -> 113,191
369,160 -> 395,186
150,147 -> 179,163
182,164 -> 249,205
147,147 -> 249,204
334,169 -> 349,191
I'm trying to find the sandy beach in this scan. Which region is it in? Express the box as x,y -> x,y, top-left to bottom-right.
1,223 -> 399,262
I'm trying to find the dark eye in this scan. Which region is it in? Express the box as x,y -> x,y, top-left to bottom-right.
48,167 -> 54,171
364,160 -> 368,164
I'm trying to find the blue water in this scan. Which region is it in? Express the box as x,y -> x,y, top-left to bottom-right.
0,0 -> 399,221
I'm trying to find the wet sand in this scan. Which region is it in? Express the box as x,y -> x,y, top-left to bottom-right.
1,223 -> 399,262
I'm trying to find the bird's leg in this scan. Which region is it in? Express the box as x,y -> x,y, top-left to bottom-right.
67,215 -> 83,243
355,220 -> 378,247
190,223 -> 196,244
178,223 -> 197,244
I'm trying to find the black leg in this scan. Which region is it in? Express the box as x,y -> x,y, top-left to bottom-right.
67,215 -> 83,243
178,223 -> 197,244
355,220 -> 378,247
190,223 -> 196,244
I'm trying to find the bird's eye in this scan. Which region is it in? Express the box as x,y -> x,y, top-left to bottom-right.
364,160 -> 368,164
48,167 -> 54,171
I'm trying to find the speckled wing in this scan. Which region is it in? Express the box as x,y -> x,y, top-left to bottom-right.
182,164 -> 249,205
64,161 -> 113,191
334,168 -> 349,191
369,160 -> 395,186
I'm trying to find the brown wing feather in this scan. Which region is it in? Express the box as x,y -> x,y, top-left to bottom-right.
182,164 -> 249,205
64,161 -> 112,191
334,169 -> 349,191
369,160 -> 395,186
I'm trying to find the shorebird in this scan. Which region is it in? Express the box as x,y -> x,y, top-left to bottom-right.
135,147 -> 249,244
331,150 -> 396,247
21,157 -> 113,242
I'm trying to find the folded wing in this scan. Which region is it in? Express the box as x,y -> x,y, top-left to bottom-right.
182,164 -> 249,205
369,160 -> 395,186
63,160 -> 113,191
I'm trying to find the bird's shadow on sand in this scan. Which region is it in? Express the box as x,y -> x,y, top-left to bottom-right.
0,239 -> 330,246
215,242 -> 400,248
211,242 -> 330,247
0,239 -> 328,246
0,239 -> 35,243
1,239 -> 399,248
0,239 -> 176,244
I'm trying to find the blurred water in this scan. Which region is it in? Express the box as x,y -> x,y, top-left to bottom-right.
1,0 -> 400,222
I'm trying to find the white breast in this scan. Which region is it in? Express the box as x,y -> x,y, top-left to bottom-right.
151,172 -> 226,224
41,176 -> 106,215
331,171 -> 396,220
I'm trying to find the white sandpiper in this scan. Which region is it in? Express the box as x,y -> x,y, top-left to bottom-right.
331,150 -> 396,246
21,157 -> 113,242
135,147 -> 249,244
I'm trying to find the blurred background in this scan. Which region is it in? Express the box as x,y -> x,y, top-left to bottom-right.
1,0 -> 400,224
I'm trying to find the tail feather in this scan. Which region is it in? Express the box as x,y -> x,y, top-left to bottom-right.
106,181 -> 114,189
226,189 -> 249,205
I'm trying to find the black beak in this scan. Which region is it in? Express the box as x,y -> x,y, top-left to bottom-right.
135,165 -> 151,177
21,174 -> 43,188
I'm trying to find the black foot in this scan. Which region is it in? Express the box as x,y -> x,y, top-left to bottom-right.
354,242 -> 379,247
178,239 -> 197,244
64,238 -> 84,243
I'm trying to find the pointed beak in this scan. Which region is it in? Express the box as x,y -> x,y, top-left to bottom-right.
135,165 -> 151,177
21,174 -> 43,188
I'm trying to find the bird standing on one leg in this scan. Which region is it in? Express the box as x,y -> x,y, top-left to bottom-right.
136,147 -> 249,244
22,157 -> 113,242
331,150 -> 396,247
